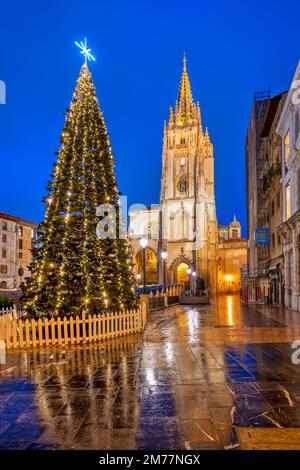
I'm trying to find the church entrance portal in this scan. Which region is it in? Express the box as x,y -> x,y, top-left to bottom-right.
177,262 -> 189,290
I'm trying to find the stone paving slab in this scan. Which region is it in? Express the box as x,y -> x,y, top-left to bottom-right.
1,294 -> 300,450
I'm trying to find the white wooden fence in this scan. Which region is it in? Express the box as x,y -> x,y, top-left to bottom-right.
0,306 -> 18,318
0,286 -> 180,350
148,286 -> 181,298
148,286 -> 182,310
0,305 -> 147,350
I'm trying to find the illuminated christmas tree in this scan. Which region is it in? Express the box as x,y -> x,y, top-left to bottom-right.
23,62 -> 136,317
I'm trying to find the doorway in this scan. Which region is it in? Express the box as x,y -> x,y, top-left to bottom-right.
177,262 -> 189,289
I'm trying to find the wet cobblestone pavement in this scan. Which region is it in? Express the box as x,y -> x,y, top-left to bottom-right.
1,294 -> 300,450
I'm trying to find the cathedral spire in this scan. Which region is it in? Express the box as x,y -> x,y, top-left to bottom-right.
176,54 -> 194,124
168,105 -> 174,126
204,126 -> 210,141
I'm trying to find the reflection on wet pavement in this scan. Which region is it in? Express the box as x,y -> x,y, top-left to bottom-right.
1,294 -> 300,449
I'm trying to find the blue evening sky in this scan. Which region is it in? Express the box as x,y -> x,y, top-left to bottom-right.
0,0 -> 299,237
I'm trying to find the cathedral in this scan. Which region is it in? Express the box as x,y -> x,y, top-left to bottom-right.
129,56 -> 246,293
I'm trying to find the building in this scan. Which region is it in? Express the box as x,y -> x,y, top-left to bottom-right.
0,212 -> 37,289
278,60 -> 300,310
129,57 -> 246,293
217,217 -> 247,293
245,90 -> 287,305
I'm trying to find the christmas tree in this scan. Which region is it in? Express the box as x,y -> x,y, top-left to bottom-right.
23,63 -> 137,317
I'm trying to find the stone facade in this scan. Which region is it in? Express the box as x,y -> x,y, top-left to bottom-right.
245,59 -> 300,309
0,212 -> 37,289
246,91 -> 287,305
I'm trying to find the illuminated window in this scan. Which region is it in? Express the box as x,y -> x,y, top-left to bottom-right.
0,265 -> 7,273
284,130 -> 290,166
285,181 -> 291,220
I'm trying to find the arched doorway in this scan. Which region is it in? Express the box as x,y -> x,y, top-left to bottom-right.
177,262 -> 189,289
136,248 -> 158,285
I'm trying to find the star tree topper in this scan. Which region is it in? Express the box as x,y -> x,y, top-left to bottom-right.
75,38 -> 96,64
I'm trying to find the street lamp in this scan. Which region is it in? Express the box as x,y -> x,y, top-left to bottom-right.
192,271 -> 196,293
140,236 -> 148,294
136,273 -> 141,286
161,250 -> 168,290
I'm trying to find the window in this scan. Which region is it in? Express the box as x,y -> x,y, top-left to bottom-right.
19,252 -> 23,259
2,234 -> 6,243
19,239 -> 23,250
0,265 -> 7,273
0,281 -> 7,289
231,229 -> 239,238
285,181 -> 291,220
18,226 -> 23,237
284,130 -> 290,166
177,176 -> 188,193
271,200 -> 275,217
2,221 -> 7,230
2,249 -> 6,258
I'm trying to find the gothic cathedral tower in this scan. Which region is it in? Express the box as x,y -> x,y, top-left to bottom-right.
160,56 -> 218,292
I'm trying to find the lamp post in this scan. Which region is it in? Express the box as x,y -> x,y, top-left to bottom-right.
140,236 -> 148,294
161,250 -> 168,290
192,270 -> 196,293
136,273 -> 141,286
187,268 -> 192,291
